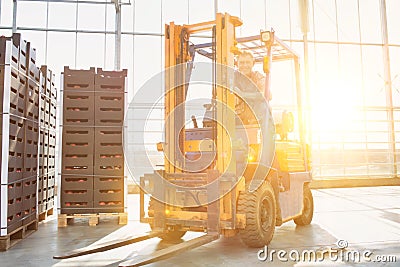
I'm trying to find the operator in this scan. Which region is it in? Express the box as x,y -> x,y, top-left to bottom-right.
236,51 -> 271,101
236,51 -> 282,226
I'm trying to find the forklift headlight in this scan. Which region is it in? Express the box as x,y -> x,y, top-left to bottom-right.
247,147 -> 258,163
247,154 -> 256,163
261,31 -> 271,42
156,142 -> 164,152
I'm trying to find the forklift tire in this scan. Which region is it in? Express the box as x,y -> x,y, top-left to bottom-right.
294,184 -> 313,226
159,230 -> 186,242
238,182 -> 276,248
148,198 -> 187,241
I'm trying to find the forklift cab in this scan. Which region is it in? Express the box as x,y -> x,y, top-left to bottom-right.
188,29 -> 308,176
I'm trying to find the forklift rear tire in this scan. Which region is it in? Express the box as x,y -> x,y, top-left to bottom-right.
238,182 -> 276,248
293,184 -> 313,226
148,198 -> 187,241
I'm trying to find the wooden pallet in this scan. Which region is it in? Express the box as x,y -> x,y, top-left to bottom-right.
0,220 -> 38,251
38,208 -> 54,222
58,212 -> 128,227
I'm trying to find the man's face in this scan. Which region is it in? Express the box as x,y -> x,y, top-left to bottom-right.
238,54 -> 254,77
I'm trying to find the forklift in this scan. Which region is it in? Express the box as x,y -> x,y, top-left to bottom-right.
54,13 -> 313,266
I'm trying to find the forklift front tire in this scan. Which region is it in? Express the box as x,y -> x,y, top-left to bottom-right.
148,198 -> 187,241
159,230 -> 186,242
238,182 -> 276,248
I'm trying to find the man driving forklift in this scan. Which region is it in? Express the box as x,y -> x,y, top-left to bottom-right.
236,51 -> 282,225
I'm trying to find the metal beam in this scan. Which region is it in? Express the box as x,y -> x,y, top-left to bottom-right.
7,24 -> 399,48
112,0 -> 120,11
12,0 -> 17,33
298,0 -> 312,152
114,0 -> 122,70
16,0 -> 131,5
380,0 -> 397,176
214,0 -> 218,19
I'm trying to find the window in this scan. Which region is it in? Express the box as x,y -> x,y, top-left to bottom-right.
133,36 -> 162,96
359,0 -> 382,44
48,2 -> 77,30
218,0 -> 241,19
386,0 -> 400,44
135,0 -> 162,34
19,30 -> 47,65
336,0 -> 360,43
46,32 -> 76,76
312,0 -> 337,42
121,2 -> 134,32
0,0 -> 13,27
266,0 -> 291,39
163,0 -> 189,26
77,3 -> 106,31
241,0 -> 265,36
76,33 -> 105,69
362,46 -> 385,106
17,1 -> 47,28
389,47 -> 400,106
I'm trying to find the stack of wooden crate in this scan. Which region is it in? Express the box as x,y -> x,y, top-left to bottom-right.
59,67 -> 127,227
0,33 -> 40,250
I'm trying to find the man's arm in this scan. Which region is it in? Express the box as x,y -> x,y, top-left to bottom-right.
254,72 -> 271,101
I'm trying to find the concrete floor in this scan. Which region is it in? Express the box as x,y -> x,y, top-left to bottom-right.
1,186 -> 399,266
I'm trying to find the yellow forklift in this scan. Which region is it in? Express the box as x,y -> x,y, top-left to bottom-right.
55,13 -> 313,266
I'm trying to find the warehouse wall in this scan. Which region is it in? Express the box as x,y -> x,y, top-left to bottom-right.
0,0 -> 399,182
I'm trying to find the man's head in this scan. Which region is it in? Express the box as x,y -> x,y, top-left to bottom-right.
237,51 -> 255,77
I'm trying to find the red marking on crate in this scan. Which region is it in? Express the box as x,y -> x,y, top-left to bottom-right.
66,107 -> 89,111
67,96 -> 89,100
100,154 -> 122,158
100,165 -> 122,170
65,202 -> 88,207
67,142 -> 88,146
66,130 -> 89,134
65,178 -> 88,182
99,190 -> 121,194
100,131 -> 121,135
100,96 -> 121,101
64,190 -> 87,194
100,143 -> 122,146
100,108 -> 122,112
65,166 -> 88,170
66,154 -> 87,158
67,83 -> 89,89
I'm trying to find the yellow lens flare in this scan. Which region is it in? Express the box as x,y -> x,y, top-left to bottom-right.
247,154 -> 256,162
247,146 -> 258,162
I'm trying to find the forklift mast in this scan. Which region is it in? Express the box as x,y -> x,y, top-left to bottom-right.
164,13 -> 241,176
